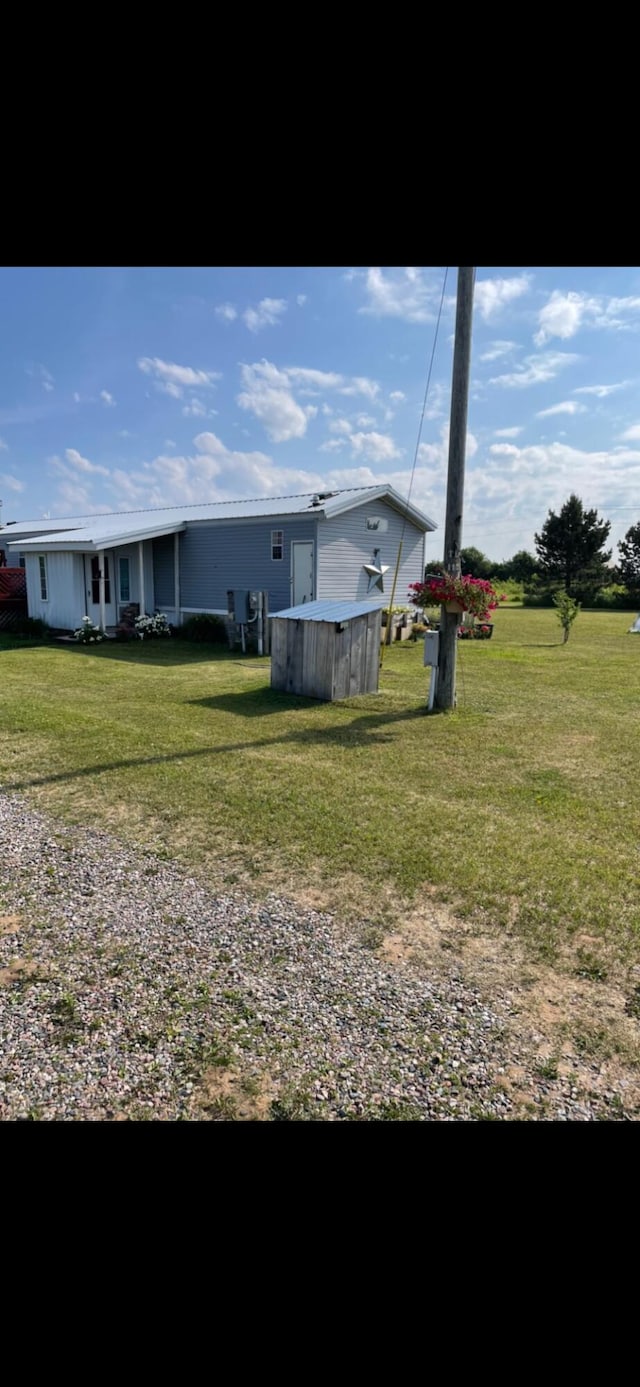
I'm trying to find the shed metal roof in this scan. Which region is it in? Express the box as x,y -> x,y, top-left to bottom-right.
3,484 -> 437,552
270,599 -> 385,622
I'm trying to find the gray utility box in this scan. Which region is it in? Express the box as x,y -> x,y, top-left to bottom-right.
423,629 -> 440,667
227,589 -> 253,624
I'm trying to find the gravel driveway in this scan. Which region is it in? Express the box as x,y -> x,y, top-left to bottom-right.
0,790 -> 631,1120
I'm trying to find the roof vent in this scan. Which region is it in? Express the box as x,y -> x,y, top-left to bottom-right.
310,490 -> 338,507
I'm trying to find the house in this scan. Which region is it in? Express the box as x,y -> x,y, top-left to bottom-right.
2,485 -> 437,632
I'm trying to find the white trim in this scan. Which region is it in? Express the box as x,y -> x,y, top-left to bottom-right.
290,539 -> 315,605
138,541 -> 145,615
179,607 -> 228,616
98,548 -> 106,632
271,528 -> 284,560
174,532 -> 180,615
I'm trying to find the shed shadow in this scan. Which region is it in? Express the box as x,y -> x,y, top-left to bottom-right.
191,687 -> 329,717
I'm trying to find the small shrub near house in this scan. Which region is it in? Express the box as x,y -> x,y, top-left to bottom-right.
74,616 -> 105,644
174,613 -> 228,644
135,612 -> 171,640
9,615 -> 51,639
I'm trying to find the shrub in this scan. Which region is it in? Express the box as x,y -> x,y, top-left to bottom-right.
553,590 -> 581,644
175,613 -> 228,644
135,611 -> 171,640
73,616 -> 104,644
9,615 -> 51,639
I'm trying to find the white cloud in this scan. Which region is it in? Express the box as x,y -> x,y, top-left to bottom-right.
535,291 -> 640,345
474,276 -> 531,321
620,423 -> 640,441
215,303 -> 238,322
339,376 -> 379,400
182,398 -> 219,418
479,340 -> 518,362
73,391 -> 82,403
489,350 -> 580,389
574,381 -> 632,398
137,357 -> 222,398
536,400 -> 587,418
349,431 -> 402,463
358,266 -> 446,323
0,472 -> 23,493
164,439 -> 176,447
237,361 -> 311,443
355,413 -> 377,427
389,390 -> 406,403
319,438 -> 348,453
100,390 -> 116,407
0,437 -> 7,451
329,418 -> 353,435
119,430 -> 133,438
296,294 -> 307,307
286,367 -> 344,391
494,426 -> 523,437
321,403 -> 333,416
236,361 -> 381,443
63,448 -> 110,477
243,298 -> 288,333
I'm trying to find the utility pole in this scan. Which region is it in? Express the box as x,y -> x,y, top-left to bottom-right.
435,266 -> 475,711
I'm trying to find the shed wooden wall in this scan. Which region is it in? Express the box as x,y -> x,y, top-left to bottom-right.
270,610 -> 381,701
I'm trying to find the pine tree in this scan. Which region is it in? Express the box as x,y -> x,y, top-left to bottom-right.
617,523 -> 640,603
534,494 -> 611,602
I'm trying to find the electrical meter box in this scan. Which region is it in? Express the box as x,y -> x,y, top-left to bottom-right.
227,590 -> 252,623
423,629 -> 439,668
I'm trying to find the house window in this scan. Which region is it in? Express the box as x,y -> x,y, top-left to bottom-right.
119,556 -> 130,603
271,529 -> 284,561
38,555 -> 48,601
19,553 -> 26,568
91,555 -> 111,604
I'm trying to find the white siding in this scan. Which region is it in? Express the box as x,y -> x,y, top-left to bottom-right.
317,499 -> 427,605
25,551 -> 85,629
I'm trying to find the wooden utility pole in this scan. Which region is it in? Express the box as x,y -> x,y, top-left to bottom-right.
435,266 -> 475,711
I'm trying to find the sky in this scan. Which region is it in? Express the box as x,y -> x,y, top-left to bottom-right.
0,265 -> 639,561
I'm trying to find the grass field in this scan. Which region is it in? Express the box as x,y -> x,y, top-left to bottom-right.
1,608 -> 639,990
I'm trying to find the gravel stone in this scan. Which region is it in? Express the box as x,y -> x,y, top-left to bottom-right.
0,790 -> 633,1121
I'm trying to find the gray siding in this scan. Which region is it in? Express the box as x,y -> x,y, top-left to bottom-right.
317,498 -> 427,604
180,518 -> 318,614
25,551 -> 85,629
152,535 -> 174,606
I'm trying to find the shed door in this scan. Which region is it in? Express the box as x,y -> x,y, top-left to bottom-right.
292,541 -> 314,606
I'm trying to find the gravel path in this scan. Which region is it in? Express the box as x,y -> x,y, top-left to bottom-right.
0,790 -> 631,1120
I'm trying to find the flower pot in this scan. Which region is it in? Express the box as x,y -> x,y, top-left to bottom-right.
445,601 -> 464,614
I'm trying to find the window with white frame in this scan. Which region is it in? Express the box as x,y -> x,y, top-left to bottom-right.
271,529 -> 284,561
38,555 -> 48,601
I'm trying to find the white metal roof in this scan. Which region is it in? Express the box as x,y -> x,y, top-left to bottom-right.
4,485 -> 437,552
271,599 -> 385,622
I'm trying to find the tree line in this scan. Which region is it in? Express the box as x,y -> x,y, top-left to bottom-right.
428,496 -> 640,608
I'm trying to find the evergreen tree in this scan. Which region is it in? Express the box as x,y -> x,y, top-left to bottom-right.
618,523 -> 640,602
534,494 -> 611,602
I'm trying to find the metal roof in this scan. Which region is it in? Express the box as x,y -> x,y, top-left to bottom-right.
271,599 -> 385,622
4,484 -> 437,552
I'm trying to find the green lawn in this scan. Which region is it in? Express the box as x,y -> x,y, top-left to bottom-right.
1,609 -> 640,974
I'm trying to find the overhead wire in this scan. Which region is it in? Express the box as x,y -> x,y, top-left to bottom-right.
380,266 -> 449,663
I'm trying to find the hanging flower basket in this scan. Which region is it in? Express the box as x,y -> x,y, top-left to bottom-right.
408,575 -> 505,620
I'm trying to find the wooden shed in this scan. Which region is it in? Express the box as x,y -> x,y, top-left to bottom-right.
270,599 -> 383,701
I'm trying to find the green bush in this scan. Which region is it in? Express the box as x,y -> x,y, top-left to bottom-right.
591,584 -> 636,610
175,613 -> 228,644
9,615 -> 51,638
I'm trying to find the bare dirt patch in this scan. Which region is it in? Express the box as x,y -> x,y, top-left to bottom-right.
0,914 -> 22,936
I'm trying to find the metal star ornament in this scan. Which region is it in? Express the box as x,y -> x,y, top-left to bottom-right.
363,548 -> 390,593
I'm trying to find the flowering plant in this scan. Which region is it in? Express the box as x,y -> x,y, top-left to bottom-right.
135,611 -> 171,640
73,615 -> 104,644
408,574 -> 504,619
457,622 -> 494,640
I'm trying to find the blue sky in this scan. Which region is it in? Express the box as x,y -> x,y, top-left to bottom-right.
1,265 -> 639,561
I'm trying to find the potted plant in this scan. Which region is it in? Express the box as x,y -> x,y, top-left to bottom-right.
408,575 -> 504,621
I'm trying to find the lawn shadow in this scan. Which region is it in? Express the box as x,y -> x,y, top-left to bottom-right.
54,640 -> 254,668
9,705 -> 430,792
191,687 -> 329,717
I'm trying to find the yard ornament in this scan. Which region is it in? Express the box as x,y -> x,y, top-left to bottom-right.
629,613 -> 640,633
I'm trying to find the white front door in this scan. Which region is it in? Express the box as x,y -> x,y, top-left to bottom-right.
292,541 -> 314,606
86,553 -> 117,627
